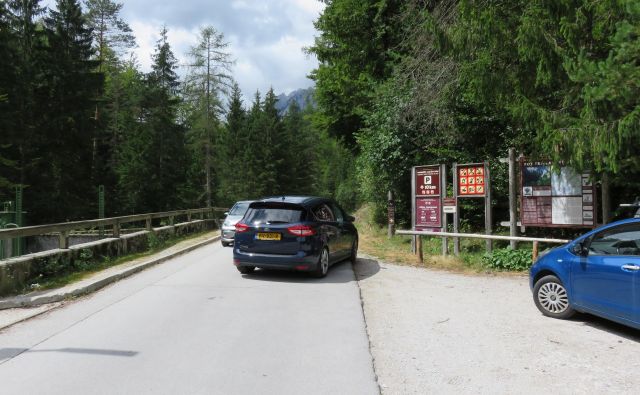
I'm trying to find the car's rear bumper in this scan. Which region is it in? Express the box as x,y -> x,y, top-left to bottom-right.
233,249 -> 320,271
221,229 -> 235,243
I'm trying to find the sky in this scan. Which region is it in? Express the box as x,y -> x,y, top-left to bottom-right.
42,0 -> 325,102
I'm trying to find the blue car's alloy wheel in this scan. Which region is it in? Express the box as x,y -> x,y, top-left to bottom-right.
533,275 -> 575,319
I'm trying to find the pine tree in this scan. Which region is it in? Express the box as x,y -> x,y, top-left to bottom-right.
84,0 -> 135,69
2,0 -> 50,220
282,101 -> 316,194
39,0 -> 103,221
116,27 -> 186,212
261,88 -> 283,196
217,83 -> 247,203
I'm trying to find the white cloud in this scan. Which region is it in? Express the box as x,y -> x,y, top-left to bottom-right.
41,0 -> 325,104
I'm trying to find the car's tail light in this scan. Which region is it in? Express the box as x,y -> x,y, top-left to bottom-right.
235,222 -> 249,233
287,225 -> 315,236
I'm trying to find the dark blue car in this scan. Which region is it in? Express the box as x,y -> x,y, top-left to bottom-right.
232,196 -> 358,277
530,218 -> 640,329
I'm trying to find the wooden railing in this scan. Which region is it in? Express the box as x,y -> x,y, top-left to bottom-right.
395,229 -> 570,264
0,207 -> 227,251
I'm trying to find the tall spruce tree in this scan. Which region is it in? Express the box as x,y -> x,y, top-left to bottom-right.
39,0 -> 102,221
217,83 -> 247,203
261,88 -> 283,196
116,27 -> 185,212
4,0 -> 46,210
0,2 -> 17,191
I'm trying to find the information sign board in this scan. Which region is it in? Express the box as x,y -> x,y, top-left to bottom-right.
415,166 -> 440,196
412,165 -> 443,230
416,197 -> 441,229
457,164 -> 486,197
520,160 -> 596,228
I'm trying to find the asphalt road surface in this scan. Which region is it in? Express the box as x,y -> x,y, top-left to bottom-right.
0,243 -> 379,395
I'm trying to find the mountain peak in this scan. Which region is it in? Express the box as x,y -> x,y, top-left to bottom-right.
276,87 -> 316,113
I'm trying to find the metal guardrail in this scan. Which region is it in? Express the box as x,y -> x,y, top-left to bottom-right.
0,207 -> 227,252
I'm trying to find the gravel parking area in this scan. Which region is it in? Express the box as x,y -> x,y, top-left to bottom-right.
354,255 -> 640,394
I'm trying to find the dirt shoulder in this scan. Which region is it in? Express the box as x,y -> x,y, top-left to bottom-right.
354,254 -> 640,394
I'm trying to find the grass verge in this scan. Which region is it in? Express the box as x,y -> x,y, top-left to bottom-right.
355,205 -> 531,275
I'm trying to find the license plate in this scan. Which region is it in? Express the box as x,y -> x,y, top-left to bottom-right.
256,232 -> 281,241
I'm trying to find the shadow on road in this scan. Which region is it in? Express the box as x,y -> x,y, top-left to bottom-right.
240,259 -> 361,284
570,313 -> 640,342
352,257 -> 381,281
0,347 -> 138,360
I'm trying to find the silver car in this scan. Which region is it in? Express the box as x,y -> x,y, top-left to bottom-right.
221,201 -> 253,246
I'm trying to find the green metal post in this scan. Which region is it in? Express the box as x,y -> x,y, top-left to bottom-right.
13,186 -> 23,256
98,185 -> 105,237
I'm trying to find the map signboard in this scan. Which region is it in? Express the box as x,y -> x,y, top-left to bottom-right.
520,160 -> 596,228
412,165 -> 443,230
457,164 -> 487,197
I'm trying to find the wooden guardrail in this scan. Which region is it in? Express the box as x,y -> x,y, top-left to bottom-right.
395,229 -> 570,264
0,207 -> 227,251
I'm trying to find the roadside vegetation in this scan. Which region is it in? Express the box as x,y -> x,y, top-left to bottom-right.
356,204 -> 538,274
25,229 -> 216,294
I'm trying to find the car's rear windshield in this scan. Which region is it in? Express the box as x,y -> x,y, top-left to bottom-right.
229,202 -> 250,215
244,207 -> 305,224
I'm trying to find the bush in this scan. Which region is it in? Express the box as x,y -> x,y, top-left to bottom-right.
482,248 -> 532,271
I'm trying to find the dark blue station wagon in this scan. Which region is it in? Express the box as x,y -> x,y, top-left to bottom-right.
232,196 -> 358,277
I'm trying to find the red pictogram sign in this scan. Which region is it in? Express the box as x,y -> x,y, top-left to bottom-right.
458,164 -> 486,196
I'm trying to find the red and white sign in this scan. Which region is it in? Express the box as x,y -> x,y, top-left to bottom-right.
415,166 -> 440,196
416,197 -> 441,229
413,165 -> 443,230
457,164 -> 486,196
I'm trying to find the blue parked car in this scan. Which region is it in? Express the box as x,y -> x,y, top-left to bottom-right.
233,196 -> 358,278
530,218 -> 640,329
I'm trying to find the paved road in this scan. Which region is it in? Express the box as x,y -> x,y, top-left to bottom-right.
0,243 -> 378,395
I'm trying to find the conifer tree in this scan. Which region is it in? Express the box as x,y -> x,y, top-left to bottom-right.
116,27 -> 185,212
184,25 -> 233,207
39,0 -> 102,221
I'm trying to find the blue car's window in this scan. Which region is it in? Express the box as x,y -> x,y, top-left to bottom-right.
588,224 -> 640,256
244,208 -> 304,225
229,202 -> 250,216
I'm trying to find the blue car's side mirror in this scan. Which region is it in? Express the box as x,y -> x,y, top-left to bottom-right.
347,215 -> 355,223
572,242 -> 589,256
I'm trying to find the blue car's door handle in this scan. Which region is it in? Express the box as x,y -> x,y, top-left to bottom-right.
621,264 -> 640,271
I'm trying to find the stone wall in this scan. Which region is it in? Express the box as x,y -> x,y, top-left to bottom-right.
0,220 -> 216,296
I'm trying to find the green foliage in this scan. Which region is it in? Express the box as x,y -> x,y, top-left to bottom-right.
147,232 -> 167,250
482,248 -> 533,271
307,0 -> 405,147
73,248 -> 95,271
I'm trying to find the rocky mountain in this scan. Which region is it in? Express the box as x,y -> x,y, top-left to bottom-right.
276,87 -> 316,113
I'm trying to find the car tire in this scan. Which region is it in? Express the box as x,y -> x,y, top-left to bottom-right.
313,248 -> 329,278
221,241 -> 230,247
533,275 -> 575,319
350,238 -> 358,263
237,266 -> 255,274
